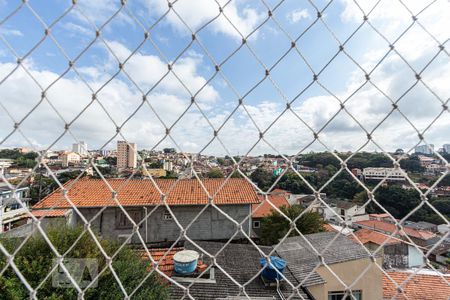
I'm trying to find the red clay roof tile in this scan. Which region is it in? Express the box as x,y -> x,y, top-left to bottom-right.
33,178 -> 260,209
353,228 -> 402,246
252,194 -> 289,218
31,209 -> 69,218
383,270 -> 450,300
355,220 -> 436,241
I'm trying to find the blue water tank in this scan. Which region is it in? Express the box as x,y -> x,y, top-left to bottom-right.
174,250 -> 199,275
260,256 -> 286,281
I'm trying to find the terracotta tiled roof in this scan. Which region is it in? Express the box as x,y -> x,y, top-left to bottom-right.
383,270 -> 450,300
31,209 -> 69,218
369,213 -> 391,218
355,220 -> 436,241
33,178 -> 260,209
323,223 -> 338,232
252,194 -> 289,218
139,248 -> 182,276
270,188 -> 291,195
353,228 -> 402,246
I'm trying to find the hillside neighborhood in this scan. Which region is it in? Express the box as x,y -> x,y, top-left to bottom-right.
0,142 -> 449,299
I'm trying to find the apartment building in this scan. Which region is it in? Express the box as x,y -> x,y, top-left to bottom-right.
61,152 -> 81,167
72,141 -> 88,156
363,167 -> 405,181
414,144 -> 434,155
117,141 -> 137,169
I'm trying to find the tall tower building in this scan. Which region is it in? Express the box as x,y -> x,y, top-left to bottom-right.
72,141 -> 88,156
443,144 -> 450,154
117,141 -> 137,169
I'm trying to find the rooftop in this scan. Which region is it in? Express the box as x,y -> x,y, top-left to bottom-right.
335,200 -> 358,210
355,220 -> 437,241
166,241 -> 310,300
353,228 -> 403,246
277,232 -> 372,287
252,194 -> 289,218
33,178 -> 260,209
383,270 -> 450,300
31,209 -> 70,218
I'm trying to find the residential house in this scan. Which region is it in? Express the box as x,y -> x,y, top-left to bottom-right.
32,178 -> 260,244
61,152 -> 81,167
428,242 -> 450,266
433,186 -> 450,198
369,213 -> 393,223
354,220 -> 438,248
353,228 -> 424,268
277,232 -> 383,300
382,269 -> 450,300
164,241 -> 312,299
143,168 -> 167,178
251,192 -> 290,237
145,232 -> 382,299
404,220 -> 438,233
2,209 -> 73,238
0,184 -> 30,232
331,200 -> 369,224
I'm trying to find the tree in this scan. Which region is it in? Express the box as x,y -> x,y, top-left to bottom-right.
369,185 -> 420,218
216,158 -> 226,166
148,161 -> 163,169
230,170 -> 243,178
276,172 -> 312,194
250,167 -> 274,191
0,226 -> 168,300
104,157 -> 117,166
161,170 -> 178,179
163,148 -> 176,154
0,149 -> 39,168
400,156 -> 424,173
260,205 -> 324,245
431,198 -> 450,216
206,168 -> 224,178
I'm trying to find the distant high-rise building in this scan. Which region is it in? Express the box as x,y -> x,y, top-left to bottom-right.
414,144 -> 434,155
72,141 -> 88,156
443,144 -> 450,154
117,141 -> 137,169
163,160 -> 173,171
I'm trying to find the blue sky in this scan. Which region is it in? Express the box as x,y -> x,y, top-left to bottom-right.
0,0 -> 449,156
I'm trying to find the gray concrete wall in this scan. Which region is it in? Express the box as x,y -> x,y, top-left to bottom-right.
75,205 -> 252,244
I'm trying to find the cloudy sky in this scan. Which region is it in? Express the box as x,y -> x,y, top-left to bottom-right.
0,0 -> 449,156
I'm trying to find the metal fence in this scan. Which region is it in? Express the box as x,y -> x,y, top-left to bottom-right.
0,0 -> 449,299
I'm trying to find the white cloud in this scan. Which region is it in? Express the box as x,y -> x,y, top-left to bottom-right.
0,27 -> 23,37
0,1 -> 448,156
287,8 -> 310,23
60,22 -> 92,37
142,0 -> 265,39
0,40 -> 222,152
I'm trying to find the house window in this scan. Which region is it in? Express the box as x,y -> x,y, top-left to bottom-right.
328,290 -> 361,300
253,220 -> 260,228
340,209 -> 345,216
116,209 -> 142,229
163,210 -> 173,220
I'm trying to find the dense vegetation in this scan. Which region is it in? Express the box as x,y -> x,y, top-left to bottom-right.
0,226 -> 168,300
260,205 -> 324,245
354,186 -> 450,224
250,152 -> 450,224
206,168 -> 224,178
0,149 -> 39,168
